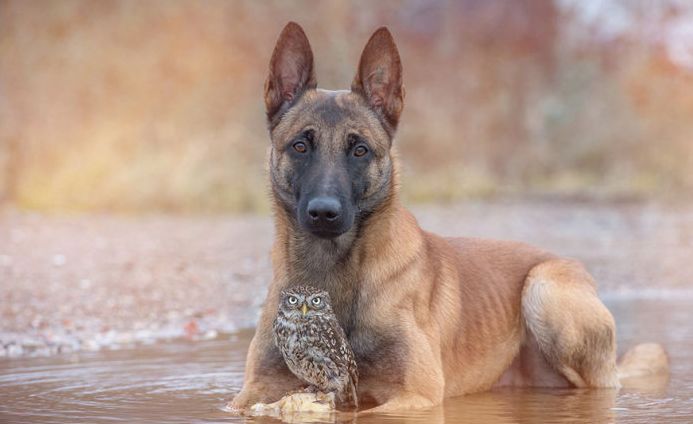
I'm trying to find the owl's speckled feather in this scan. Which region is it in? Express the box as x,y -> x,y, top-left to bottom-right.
273,285 -> 358,408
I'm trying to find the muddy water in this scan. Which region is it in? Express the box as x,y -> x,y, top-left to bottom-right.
1,296 -> 692,423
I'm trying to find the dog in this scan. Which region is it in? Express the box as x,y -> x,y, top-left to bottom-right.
229,22 -> 668,413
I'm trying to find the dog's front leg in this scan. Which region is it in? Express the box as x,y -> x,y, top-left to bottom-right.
360,361 -> 444,414
228,306 -> 303,411
358,322 -> 445,413
362,392 -> 438,413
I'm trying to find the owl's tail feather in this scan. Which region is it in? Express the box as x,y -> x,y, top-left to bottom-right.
347,378 -> 359,410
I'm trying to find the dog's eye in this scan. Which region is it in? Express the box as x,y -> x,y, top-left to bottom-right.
293,142 -> 307,153
288,296 -> 298,305
311,297 -> 321,306
354,145 -> 368,157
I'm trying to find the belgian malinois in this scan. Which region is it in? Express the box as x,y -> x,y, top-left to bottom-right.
229,22 -> 668,413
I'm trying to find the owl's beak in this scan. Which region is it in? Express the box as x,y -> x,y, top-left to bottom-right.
301,303 -> 309,316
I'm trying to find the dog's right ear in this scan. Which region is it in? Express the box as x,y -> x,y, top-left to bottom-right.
264,22 -> 317,126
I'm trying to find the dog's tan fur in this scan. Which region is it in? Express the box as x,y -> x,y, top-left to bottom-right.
229,22 -> 668,413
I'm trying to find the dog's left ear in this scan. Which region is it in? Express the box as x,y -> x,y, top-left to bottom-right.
351,27 -> 405,134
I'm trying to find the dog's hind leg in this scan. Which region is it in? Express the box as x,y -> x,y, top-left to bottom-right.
521,259 -> 620,388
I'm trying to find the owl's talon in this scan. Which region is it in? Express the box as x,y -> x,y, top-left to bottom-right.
314,391 -> 331,404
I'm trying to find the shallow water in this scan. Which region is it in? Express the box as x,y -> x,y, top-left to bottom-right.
1,296 -> 692,423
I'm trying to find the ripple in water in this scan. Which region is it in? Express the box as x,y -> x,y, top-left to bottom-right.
1,299 -> 692,423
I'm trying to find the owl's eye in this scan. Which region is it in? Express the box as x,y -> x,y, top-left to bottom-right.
287,296 -> 298,305
311,297 -> 321,306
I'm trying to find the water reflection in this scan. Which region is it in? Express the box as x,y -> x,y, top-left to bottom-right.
0,298 -> 690,423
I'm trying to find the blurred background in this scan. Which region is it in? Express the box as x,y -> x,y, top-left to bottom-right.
2,0 -> 692,213
1,5 -> 693,419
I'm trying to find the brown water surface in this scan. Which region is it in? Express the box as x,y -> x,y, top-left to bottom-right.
1,296 -> 691,423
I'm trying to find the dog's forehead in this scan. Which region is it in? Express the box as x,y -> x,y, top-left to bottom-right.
310,89 -> 359,126
272,89 -> 389,149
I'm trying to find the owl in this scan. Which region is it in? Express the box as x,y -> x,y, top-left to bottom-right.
272,285 -> 358,409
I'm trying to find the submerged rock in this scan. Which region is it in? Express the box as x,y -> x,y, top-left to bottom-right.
248,392 -> 336,422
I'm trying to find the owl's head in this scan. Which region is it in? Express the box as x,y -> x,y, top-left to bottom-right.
278,285 -> 333,318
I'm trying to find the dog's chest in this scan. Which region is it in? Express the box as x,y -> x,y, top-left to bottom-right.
340,296 -> 406,383
346,320 -> 406,387
285,252 -> 405,380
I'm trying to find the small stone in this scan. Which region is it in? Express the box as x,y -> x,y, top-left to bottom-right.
83,339 -> 100,351
184,320 -> 199,337
52,254 -> 67,267
116,332 -> 136,344
7,344 -> 24,357
202,329 -> 218,340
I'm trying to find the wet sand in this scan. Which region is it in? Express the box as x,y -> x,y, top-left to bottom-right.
1,199 -> 693,358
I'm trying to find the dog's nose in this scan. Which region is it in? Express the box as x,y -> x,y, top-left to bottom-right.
307,197 -> 342,223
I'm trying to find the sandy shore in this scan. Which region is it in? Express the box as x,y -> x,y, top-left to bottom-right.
1,200 -> 692,358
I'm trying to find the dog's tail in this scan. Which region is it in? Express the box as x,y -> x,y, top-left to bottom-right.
617,343 -> 669,387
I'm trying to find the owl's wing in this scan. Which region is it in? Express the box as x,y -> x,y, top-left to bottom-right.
271,315 -> 282,349
325,316 -> 358,382
325,317 -> 359,408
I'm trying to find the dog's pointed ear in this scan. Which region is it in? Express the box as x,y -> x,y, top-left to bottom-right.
351,27 -> 404,134
265,22 -> 317,125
